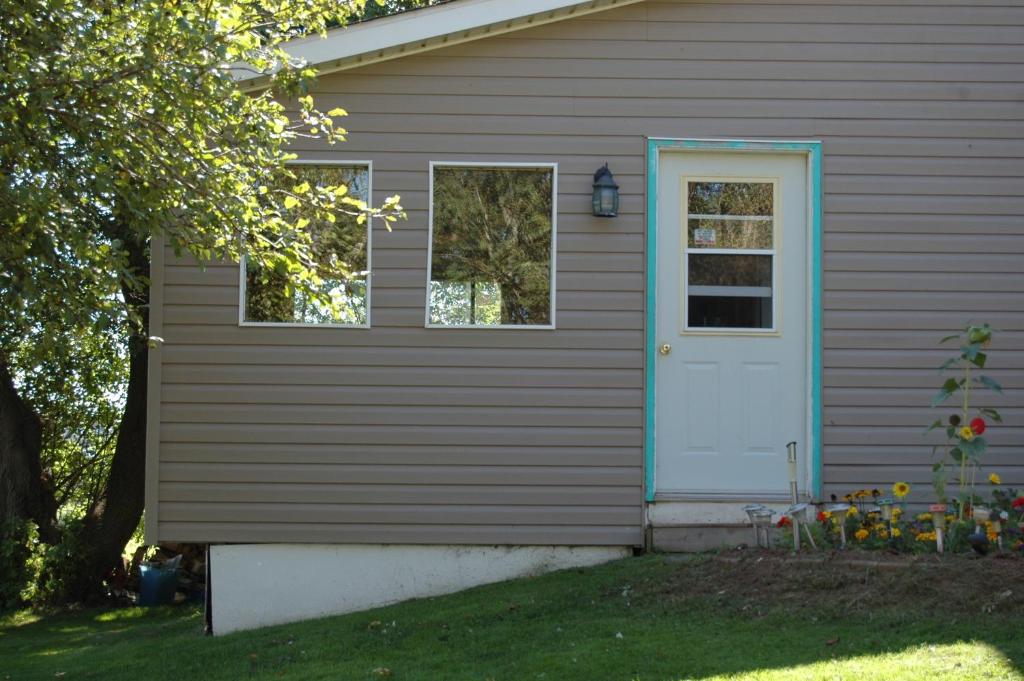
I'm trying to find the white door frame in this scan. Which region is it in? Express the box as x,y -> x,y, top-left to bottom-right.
643,138 -> 823,502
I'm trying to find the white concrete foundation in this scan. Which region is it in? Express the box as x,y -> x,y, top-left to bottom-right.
210,544 -> 629,634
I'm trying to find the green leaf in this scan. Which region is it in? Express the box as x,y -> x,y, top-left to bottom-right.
924,419 -> 944,434
937,357 -> 958,372
939,333 -> 960,344
283,196 -> 299,209
960,343 -> 981,361
978,375 -> 1003,394
979,408 -> 1003,424
949,447 -> 964,464
970,351 -> 987,369
327,107 -> 348,117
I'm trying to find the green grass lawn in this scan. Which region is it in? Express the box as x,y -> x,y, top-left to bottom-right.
2,554 -> 1022,681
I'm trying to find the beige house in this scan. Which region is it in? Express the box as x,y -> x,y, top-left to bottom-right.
144,0 -> 1024,633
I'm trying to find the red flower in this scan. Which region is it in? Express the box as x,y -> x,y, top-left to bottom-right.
970,417 -> 986,435
1012,497 -> 1024,509
777,516 -> 791,528
817,511 -> 828,522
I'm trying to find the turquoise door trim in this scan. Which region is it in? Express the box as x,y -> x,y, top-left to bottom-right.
644,138 -> 824,502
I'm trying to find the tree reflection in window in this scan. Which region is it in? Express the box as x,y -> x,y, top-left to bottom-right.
430,166 -> 554,326
244,164 -> 370,325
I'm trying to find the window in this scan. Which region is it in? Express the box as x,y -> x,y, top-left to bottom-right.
683,180 -> 776,331
428,163 -> 556,327
242,162 -> 371,326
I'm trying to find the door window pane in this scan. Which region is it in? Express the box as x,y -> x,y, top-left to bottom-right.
429,165 -> 555,326
685,180 -> 775,331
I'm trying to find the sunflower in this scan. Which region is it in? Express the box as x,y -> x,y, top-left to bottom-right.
989,473 -> 1002,485
892,481 -> 910,498
959,426 -> 975,441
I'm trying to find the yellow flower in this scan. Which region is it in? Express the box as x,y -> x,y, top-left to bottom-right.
892,528 -> 901,538
945,514 -> 955,523
916,513 -> 932,521
892,507 -> 903,519
959,426 -> 975,441
915,531 -> 936,542
987,531 -> 999,542
855,529 -> 869,541
854,490 -> 868,499
847,506 -> 859,517
989,473 -> 1002,485
892,482 -> 910,498
878,529 -> 889,540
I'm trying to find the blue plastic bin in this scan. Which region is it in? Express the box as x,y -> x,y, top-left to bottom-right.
138,563 -> 179,606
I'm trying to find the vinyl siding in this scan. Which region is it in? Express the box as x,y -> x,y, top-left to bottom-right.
153,0 -> 1024,543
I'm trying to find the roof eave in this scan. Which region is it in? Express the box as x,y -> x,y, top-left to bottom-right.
241,0 -> 644,90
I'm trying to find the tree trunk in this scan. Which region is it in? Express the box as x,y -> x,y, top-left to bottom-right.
63,235 -> 151,601
0,352 -> 58,541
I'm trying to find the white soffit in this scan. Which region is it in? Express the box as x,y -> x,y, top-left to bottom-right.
244,0 -> 644,87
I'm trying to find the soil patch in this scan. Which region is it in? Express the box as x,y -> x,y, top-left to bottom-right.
633,549 -> 1023,619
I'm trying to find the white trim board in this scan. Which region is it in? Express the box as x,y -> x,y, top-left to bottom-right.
241,0 -> 645,87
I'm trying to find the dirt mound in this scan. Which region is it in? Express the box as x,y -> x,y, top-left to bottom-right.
635,550 -> 1023,619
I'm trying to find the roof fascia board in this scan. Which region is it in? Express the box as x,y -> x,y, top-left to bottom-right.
242,0 -> 644,89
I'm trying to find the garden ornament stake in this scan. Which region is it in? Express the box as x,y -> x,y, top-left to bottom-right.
930,504 -> 947,553
751,508 -> 775,548
825,503 -> 851,548
742,504 -> 766,547
786,441 -> 800,550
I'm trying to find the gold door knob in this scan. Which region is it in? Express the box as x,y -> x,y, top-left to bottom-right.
659,343 -> 672,356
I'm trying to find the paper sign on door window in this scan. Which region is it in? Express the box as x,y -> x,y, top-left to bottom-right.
693,228 -> 716,246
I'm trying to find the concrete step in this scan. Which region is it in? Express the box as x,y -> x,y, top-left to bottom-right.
650,523 -> 759,552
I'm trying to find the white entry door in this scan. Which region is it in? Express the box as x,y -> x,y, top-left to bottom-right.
655,151 -> 809,498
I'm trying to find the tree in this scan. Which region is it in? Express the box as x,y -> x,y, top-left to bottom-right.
0,0 -> 406,601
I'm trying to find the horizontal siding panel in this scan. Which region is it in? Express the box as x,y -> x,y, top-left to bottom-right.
824,291 -> 1023,311
823,426 -> 1024,446
361,55 -> 1024,83
446,36 -> 1024,64
822,446 -> 1024,469
159,443 -> 640,467
162,385 -> 642,408
159,482 -> 638,506
157,522 -> 642,546
825,330 -> 1024,350
160,462 -> 639,486
160,326 -> 643,350
825,368 -> 1024,389
825,349 -> 1024,369
160,502 -> 638,526
827,272 -> 1024,292
162,345 -> 642,369
162,365 -> 643,388
311,93 -> 1024,120
824,311 -> 1024,331
162,404 -> 641,428
824,406 -> 1023,426
327,75 -> 1024,101
163,423 -> 641,447
825,252 -> 1024,273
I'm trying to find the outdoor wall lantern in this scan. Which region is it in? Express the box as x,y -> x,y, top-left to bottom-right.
592,163 -> 619,217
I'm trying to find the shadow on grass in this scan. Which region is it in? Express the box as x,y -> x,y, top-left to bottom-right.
1,555 -> 1021,681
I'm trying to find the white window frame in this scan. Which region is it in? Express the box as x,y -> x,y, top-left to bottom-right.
239,159 -> 373,329
426,161 -> 558,330
681,175 -> 780,335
